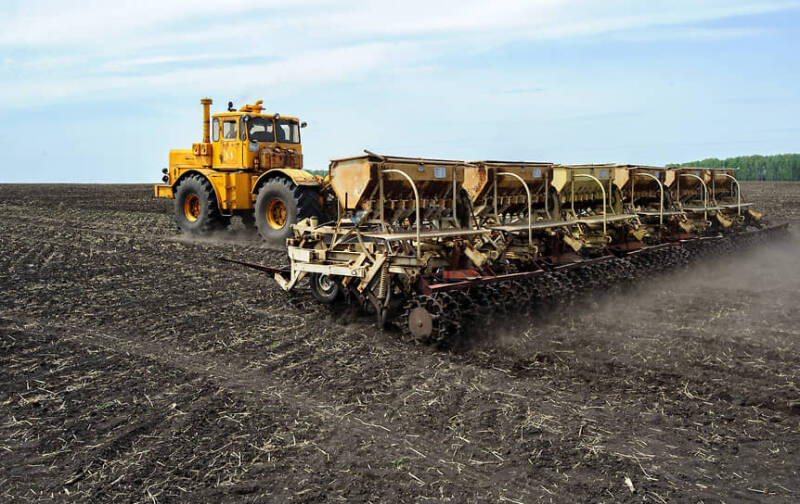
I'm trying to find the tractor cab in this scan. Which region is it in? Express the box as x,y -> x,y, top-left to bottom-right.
207,100 -> 305,171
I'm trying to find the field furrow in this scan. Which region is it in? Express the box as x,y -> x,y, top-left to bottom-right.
1,183 -> 799,503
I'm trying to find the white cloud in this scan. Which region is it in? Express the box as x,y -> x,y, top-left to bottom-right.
608,26 -> 768,43
0,0 -> 306,46
3,0 -> 798,47
101,54 -> 239,72
0,0 -> 798,107
0,41 -> 419,103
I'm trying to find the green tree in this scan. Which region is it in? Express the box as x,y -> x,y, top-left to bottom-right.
673,154 -> 800,181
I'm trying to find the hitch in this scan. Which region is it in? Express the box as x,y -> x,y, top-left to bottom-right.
218,256 -> 290,277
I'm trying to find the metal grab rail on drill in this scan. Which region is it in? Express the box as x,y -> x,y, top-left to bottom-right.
572,173 -> 608,237
545,172 -> 552,220
382,169 -> 421,258
632,172 -> 665,228
452,163 -> 459,228
718,173 -> 742,216
496,171 -> 533,248
488,167 -> 552,223
678,173 -> 709,223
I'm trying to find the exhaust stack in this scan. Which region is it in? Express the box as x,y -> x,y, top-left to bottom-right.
201,98 -> 212,143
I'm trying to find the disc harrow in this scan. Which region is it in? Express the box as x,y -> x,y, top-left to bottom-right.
393,225 -> 787,346
400,294 -> 446,344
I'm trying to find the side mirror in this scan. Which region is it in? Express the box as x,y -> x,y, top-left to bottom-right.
300,121 -> 307,128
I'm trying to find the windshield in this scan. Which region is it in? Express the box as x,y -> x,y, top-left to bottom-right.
248,116 -> 274,142
276,119 -> 301,144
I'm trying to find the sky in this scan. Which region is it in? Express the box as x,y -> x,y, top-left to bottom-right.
1,0 -> 798,182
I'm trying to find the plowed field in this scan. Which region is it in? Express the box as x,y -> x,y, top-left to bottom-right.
2,182 -> 799,503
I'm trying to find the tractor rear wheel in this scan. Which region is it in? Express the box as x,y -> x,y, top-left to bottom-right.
173,174 -> 228,233
255,178 -> 321,246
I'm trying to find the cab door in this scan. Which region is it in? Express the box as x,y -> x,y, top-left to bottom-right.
219,116 -> 243,169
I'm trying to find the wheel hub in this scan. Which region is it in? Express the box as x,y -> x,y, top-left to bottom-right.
184,193 -> 201,222
316,274 -> 335,293
266,199 -> 288,229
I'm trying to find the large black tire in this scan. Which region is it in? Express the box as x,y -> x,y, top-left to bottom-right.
255,177 -> 321,245
240,213 -> 256,229
173,174 -> 228,233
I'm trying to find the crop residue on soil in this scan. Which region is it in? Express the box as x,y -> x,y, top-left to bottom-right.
1,182 -> 799,502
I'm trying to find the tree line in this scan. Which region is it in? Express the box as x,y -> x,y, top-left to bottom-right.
674,154 -> 800,181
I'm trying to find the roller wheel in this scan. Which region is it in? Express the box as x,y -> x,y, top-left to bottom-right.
173,174 -> 228,233
400,295 -> 447,344
435,292 -> 463,345
255,177 -> 321,246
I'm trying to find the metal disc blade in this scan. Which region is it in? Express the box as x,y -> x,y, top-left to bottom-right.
408,307 -> 433,340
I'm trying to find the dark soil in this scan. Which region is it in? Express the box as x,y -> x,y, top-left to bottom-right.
1,182 -> 799,503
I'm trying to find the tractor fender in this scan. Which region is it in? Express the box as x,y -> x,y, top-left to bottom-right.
173,170 -> 224,211
252,168 -> 321,194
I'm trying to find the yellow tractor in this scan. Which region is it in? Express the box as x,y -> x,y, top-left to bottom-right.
154,98 -> 322,244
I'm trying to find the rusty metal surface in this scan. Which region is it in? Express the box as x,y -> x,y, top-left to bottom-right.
464,161 -> 556,220
330,153 -> 467,212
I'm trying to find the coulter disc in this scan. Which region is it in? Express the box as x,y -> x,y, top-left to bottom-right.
408,307 -> 434,340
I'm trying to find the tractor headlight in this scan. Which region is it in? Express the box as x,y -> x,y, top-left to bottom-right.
162,175 -> 169,183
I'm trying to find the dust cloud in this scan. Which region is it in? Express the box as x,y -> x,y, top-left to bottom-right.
478,230 -> 800,358
169,226 -> 286,251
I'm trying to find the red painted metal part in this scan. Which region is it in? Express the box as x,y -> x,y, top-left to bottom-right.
418,268 -> 549,294
442,269 -> 482,281
418,236 -> 717,295
424,269 -> 547,293
610,241 -> 647,251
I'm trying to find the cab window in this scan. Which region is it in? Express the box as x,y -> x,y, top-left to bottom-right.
248,117 -> 275,142
276,119 -> 300,144
222,120 -> 237,139
212,118 -> 220,142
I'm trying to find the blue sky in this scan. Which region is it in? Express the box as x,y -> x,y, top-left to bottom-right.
1,0 -> 798,182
